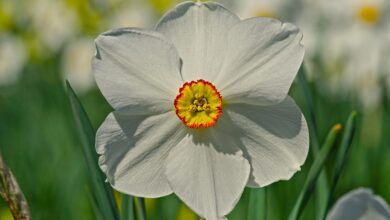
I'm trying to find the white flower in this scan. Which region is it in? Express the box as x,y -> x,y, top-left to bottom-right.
300,0 -> 390,110
225,0 -> 284,19
27,0 -> 79,52
327,188 -> 390,220
217,0 -> 297,20
61,38 -> 96,93
93,2 -> 308,220
108,2 -> 154,29
0,34 -> 27,86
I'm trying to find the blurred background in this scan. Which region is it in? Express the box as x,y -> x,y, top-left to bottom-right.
0,0 -> 389,219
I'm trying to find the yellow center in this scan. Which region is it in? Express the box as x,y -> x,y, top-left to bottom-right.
174,79 -> 222,129
358,5 -> 380,24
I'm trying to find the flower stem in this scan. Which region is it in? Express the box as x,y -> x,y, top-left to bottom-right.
0,152 -> 31,220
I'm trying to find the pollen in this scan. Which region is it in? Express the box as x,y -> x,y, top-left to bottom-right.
357,5 -> 380,25
174,79 -> 222,129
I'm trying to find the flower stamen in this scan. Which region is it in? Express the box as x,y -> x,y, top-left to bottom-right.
174,79 -> 222,128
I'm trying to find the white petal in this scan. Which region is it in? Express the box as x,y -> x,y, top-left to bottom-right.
165,131 -> 250,220
327,188 -> 390,220
96,111 -> 186,197
156,2 -> 240,82
93,28 -> 183,114
216,18 -> 304,105
224,96 -> 309,187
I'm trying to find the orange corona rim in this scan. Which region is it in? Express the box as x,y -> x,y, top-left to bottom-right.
174,79 -> 222,129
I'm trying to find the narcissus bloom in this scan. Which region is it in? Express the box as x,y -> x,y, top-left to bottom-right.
298,0 -> 390,110
94,1 -> 308,219
327,188 -> 390,220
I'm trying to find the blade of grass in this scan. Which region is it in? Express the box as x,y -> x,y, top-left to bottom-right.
298,65 -> 320,150
320,111 -> 357,220
297,65 -> 329,216
121,195 -> 135,220
66,81 -> 119,220
288,124 -> 342,220
247,188 -> 267,220
86,186 -> 105,220
135,197 -> 146,220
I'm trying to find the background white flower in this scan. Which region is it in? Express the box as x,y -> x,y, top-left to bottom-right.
93,2 -> 308,220
109,1 -> 155,29
0,34 -> 27,86
327,188 -> 390,220
27,0 -> 79,52
299,0 -> 390,111
61,37 -> 95,93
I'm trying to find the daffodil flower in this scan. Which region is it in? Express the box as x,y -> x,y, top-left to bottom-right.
93,2 -> 308,219
327,188 -> 390,220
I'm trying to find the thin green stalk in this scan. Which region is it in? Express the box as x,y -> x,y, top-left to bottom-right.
121,195 -> 135,220
297,66 -> 329,217
288,124 -> 342,220
320,111 -> 357,220
135,197 -> 147,220
247,188 -> 267,220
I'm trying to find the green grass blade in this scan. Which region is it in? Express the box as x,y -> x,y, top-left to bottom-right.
320,111 -> 358,220
298,65 -> 320,150
288,124 -> 342,220
66,81 -> 119,220
86,186 -> 105,220
297,66 -> 329,216
121,195 -> 135,220
135,197 -> 147,220
247,188 -> 267,220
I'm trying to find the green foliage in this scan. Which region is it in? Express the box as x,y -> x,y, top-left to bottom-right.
288,124 -> 342,220
320,111 -> 358,220
66,82 -> 119,220
247,188 -> 267,220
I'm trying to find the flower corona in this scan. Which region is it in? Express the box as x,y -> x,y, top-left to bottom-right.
174,79 -> 222,128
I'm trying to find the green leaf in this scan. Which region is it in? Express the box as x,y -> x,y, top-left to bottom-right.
320,111 -> 358,220
288,123 -> 342,220
66,81 -> 119,220
247,188 -> 267,220
121,194 -> 135,220
297,66 -> 329,216
135,197 -> 147,220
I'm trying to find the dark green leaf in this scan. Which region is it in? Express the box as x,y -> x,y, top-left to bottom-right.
320,111 -> 357,220
121,194 -> 135,220
297,65 -> 329,216
135,197 -> 146,220
66,81 -> 118,220
288,123 -> 342,220
247,188 -> 267,220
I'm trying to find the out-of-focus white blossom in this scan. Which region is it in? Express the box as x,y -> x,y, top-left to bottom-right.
218,0 -> 298,20
299,0 -> 390,110
109,2 -> 155,29
0,34 -> 27,86
62,38 -> 95,93
230,0 -> 283,19
27,0 -> 79,52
